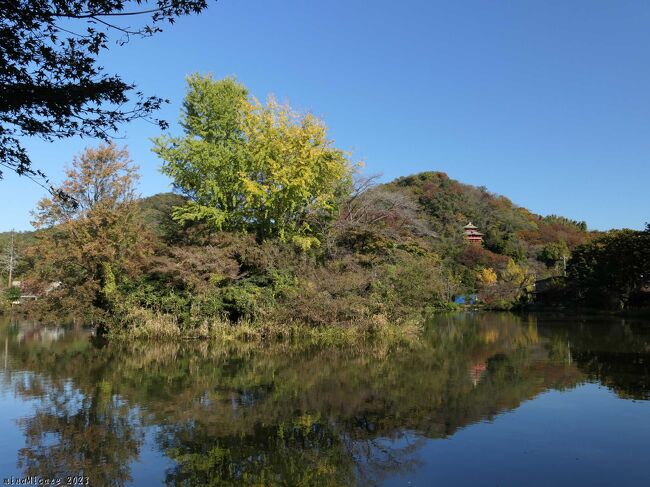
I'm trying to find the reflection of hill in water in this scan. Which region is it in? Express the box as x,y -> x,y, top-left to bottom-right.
536,315 -> 650,400
0,313 -> 649,486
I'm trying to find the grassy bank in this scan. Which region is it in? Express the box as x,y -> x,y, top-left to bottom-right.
107,305 -> 425,347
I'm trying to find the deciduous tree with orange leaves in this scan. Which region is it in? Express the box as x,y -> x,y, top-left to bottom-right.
29,143 -> 154,319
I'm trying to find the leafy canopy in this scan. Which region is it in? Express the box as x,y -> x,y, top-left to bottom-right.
31,144 -> 153,318
154,75 -> 354,241
0,0 -> 209,187
32,144 -> 139,228
567,226 -> 650,307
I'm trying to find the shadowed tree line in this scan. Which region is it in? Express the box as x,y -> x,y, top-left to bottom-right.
533,226 -> 650,311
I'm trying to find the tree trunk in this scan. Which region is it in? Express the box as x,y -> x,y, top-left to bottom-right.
7,231 -> 15,288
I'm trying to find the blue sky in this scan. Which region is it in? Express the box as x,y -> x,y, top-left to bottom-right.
2,0 -> 649,232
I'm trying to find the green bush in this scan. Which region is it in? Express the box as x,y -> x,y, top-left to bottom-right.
4,286 -> 21,302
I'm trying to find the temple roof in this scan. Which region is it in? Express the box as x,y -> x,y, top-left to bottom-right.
463,222 -> 483,238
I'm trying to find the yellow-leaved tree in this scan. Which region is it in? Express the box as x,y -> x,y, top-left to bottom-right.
500,259 -> 535,300
477,267 -> 497,287
153,75 -> 354,244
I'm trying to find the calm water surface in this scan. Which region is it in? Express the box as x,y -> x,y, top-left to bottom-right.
1,313 -> 649,486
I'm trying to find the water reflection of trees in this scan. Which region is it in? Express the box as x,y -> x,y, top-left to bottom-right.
537,316 -> 650,400
1,313 -> 649,485
17,377 -> 142,486
1,324 -> 143,486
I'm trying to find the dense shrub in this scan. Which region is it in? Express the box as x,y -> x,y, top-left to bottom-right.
566,227 -> 650,309
3,286 -> 21,302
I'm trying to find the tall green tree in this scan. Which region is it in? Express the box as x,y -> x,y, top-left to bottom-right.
567,226 -> 650,308
538,240 -> 569,269
153,75 -> 354,242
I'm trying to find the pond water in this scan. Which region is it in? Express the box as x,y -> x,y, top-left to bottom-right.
1,313 -> 649,486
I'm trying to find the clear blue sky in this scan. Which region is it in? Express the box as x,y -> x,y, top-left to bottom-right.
2,0 -> 649,232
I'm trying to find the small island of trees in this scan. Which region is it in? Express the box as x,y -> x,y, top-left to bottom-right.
1,76 -> 649,338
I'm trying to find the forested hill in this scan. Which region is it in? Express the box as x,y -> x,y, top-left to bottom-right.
128,172 -> 593,309
382,171 -> 591,269
2,170 -> 594,319
1,173 -> 591,287
1,173 -> 589,278
0,230 -> 35,248
122,176 -> 592,319
0,72 -> 636,328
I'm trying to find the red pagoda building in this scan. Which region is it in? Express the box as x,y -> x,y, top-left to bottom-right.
463,222 -> 484,245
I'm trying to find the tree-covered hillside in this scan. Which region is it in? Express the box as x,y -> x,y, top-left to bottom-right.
1,169 -> 597,327
382,171 -> 591,284
138,192 -> 188,238
1,75 -> 621,334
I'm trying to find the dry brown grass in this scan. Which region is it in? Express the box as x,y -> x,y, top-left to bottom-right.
110,305 -> 424,348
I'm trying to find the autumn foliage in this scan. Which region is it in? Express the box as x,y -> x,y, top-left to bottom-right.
28,144 -> 154,319
5,78 -> 609,333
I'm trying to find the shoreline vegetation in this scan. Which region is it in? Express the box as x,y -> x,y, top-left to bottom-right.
1,76 -> 649,339
109,311 -> 426,347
